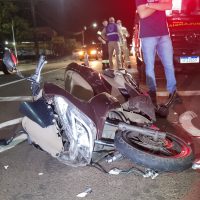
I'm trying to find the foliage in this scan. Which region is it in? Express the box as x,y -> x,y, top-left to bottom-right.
0,2 -> 32,42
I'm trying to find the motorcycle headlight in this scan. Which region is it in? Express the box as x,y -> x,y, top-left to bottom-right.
54,95 -> 96,166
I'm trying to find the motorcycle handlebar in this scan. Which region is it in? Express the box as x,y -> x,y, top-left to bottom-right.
32,55 -> 47,83
35,55 -> 46,75
27,55 -> 47,96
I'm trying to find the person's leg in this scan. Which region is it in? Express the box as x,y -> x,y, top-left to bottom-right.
114,42 -> 122,69
157,35 -> 176,94
102,44 -> 108,70
105,44 -> 110,68
141,37 -> 157,92
108,42 -> 114,69
123,42 -> 131,67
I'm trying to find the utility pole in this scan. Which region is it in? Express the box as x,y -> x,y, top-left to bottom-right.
11,20 -> 17,57
30,0 -> 39,57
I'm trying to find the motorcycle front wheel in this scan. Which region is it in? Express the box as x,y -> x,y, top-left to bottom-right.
114,130 -> 194,172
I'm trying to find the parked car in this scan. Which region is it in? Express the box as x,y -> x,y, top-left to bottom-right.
133,0 -> 200,80
0,44 -> 15,74
72,44 -> 102,61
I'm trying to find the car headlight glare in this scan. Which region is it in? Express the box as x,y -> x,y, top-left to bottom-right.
90,49 -> 97,55
78,51 -> 84,56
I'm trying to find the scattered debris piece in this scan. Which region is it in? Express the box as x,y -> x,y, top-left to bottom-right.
0,134 -> 27,153
108,168 -> 122,175
38,172 -> 44,176
192,159 -> 200,170
76,188 -> 92,198
143,169 -> 159,179
106,153 -> 123,163
4,165 -> 9,170
192,164 -> 200,170
108,167 -> 148,177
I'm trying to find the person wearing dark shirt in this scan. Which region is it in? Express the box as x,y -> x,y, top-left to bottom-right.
135,0 -> 177,105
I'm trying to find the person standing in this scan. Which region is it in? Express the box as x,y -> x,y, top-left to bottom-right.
117,20 -> 131,68
101,17 -> 123,69
97,20 -> 109,70
135,0 -> 178,105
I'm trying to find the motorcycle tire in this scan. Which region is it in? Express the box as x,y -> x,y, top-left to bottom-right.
2,63 -> 14,75
114,130 -> 194,172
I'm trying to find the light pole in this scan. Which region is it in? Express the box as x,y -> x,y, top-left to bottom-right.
11,20 -> 17,57
82,22 -> 98,47
30,0 -> 39,56
82,26 -> 87,47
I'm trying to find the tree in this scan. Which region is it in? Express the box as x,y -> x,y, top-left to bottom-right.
0,2 -> 32,42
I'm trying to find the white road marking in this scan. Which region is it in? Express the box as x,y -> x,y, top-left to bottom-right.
0,96 -> 32,102
0,78 -> 26,88
179,111 -> 200,137
0,118 -> 23,129
157,90 -> 200,96
0,66 -> 66,130
0,66 -> 66,88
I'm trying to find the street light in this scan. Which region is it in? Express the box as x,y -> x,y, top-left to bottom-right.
82,22 -> 98,47
92,22 -> 97,28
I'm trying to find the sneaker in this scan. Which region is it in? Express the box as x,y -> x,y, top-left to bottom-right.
102,64 -> 107,70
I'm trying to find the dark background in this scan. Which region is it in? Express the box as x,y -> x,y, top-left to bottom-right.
35,0 -> 136,43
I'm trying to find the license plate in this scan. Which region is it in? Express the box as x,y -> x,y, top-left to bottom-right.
180,56 -> 199,64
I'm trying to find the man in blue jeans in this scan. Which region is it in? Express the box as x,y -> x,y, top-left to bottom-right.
135,0 -> 178,105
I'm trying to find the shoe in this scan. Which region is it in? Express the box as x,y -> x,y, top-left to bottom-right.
106,64 -> 110,69
102,64 -> 107,70
118,68 -> 126,74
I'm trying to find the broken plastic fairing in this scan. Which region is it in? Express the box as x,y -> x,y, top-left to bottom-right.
54,95 -> 96,167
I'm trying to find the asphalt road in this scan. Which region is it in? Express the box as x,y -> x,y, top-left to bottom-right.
0,57 -> 200,200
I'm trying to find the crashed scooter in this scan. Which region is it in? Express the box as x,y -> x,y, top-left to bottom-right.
2,52 -> 194,175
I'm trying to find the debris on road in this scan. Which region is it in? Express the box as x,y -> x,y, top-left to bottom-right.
143,169 -> 159,179
0,133 -> 27,153
4,165 -> 9,170
76,188 -> 92,198
108,167 -> 159,179
108,168 -> 122,175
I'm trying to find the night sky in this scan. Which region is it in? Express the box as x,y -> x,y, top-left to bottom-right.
37,0 -> 136,42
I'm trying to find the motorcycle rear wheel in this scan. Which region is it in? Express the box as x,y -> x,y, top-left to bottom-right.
2,63 -> 14,75
114,130 -> 194,172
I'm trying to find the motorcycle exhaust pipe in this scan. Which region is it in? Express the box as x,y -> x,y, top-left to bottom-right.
118,122 -> 166,141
